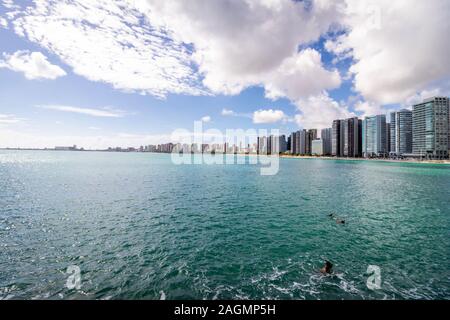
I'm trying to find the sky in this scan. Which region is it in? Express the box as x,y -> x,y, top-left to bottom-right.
0,0 -> 449,149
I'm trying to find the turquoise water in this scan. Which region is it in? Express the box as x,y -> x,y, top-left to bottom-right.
0,150 -> 449,300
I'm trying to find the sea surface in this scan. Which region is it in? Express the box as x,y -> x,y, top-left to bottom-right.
0,150 -> 449,300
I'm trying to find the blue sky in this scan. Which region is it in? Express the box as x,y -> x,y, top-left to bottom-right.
0,0 -> 448,149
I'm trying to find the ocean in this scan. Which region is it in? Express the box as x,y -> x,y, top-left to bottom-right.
0,150 -> 449,300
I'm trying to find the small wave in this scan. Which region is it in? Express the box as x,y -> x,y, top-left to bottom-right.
251,267 -> 288,284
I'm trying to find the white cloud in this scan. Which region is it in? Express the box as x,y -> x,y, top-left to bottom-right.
2,0 -> 20,10
263,48 -> 341,101
295,93 -> 355,130
0,50 -> 66,80
327,0 -> 450,105
140,0 -> 342,99
253,109 -> 286,124
0,114 -> 25,124
3,0 -> 449,126
221,108 -> 252,119
0,17 -> 7,28
200,115 -> 211,123
353,100 -> 384,118
6,0 -> 205,98
3,0 -> 342,101
404,85 -> 450,107
221,108 -> 236,116
36,105 -> 128,118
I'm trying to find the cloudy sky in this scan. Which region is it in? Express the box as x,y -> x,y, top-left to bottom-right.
0,0 -> 449,149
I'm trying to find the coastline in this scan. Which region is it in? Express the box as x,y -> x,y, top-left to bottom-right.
1,148 -> 449,165
279,154 -> 450,165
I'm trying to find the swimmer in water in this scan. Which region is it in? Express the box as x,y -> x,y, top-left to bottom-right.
320,260 -> 333,274
336,219 -> 345,224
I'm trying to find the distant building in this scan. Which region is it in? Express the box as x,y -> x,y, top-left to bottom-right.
389,112 -> 396,153
386,123 -> 391,154
259,135 -> 287,154
362,115 -> 387,157
278,135 -> 287,154
331,118 -> 361,157
339,120 -> 346,156
307,129 -> 317,155
332,120 -> 341,156
55,145 -> 77,151
342,117 -> 362,157
311,139 -> 324,156
321,128 -> 332,156
290,131 -> 300,155
257,136 -> 267,155
299,130 -> 307,155
412,97 -> 449,159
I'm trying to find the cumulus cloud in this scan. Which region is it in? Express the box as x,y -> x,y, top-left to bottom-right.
253,109 -> 287,124
263,48 -> 341,101
404,85 -> 450,107
2,0 -> 19,10
0,50 -> 66,80
2,0 -> 342,101
2,0 -> 449,129
327,0 -> 450,105
139,0 -> 342,98
0,17 -> 7,28
353,100 -> 384,118
295,93 -> 355,130
36,105 -> 128,118
5,0 -> 205,97
200,115 -> 211,123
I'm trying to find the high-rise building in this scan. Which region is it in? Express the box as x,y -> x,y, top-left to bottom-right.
339,120 -> 345,156
290,131 -> 304,155
267,136 -> 273,154
332,120 -> 341,157
362,115 -> 387,158
306,129 -> 317,155
321,128 -> 332,156
412,97 -> 449,159
295,131 -> 301,155
342,117 -> 362,157
311,139 -> 324,156
390,112 -> 396,153
290,129 -> 325,155
257,136 -> 268,155
331,118 -> 361,157
390,109 -> 413,155
289,132 -> 296,154
386,123 -> 391,153
274,135 -> 287,154
299,130 -> 307,155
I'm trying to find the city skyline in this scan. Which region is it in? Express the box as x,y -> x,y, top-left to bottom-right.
1,0 -> 450,149
11,95 -> 447,161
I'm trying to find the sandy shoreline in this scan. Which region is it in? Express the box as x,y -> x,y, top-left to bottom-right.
279,154 -> 450,165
